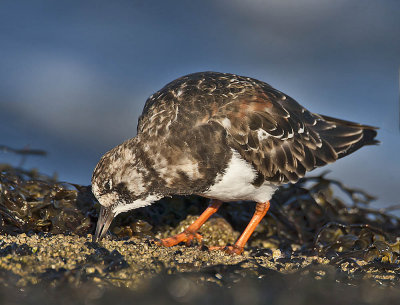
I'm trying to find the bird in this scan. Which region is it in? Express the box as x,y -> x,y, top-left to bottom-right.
91,71 -> 378,254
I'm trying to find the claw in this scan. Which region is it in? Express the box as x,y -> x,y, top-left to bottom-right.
209,245 -> 243,255
157,230 -> 203,247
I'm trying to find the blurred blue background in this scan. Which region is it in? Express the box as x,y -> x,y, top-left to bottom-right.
1,0 -> 399,208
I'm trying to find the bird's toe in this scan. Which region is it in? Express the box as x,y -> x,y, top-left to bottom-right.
156,230 -> 203,247
208,245 -> 243,255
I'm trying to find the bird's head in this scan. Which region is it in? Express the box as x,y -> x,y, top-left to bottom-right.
91,138 -> 161,242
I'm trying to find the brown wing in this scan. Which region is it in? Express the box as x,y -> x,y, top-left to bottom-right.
137,71 -> 378,185
210,85 -> 378,184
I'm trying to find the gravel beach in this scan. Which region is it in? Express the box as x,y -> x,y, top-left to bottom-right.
1,163 -> 400,304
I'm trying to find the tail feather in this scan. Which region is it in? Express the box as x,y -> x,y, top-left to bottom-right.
318,114 -> 379,159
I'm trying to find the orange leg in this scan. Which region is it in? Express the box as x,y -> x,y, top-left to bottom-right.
210,201 -> 270,255
157,200 -> 223,247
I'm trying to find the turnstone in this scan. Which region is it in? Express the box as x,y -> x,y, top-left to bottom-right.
92,71 -> 378,254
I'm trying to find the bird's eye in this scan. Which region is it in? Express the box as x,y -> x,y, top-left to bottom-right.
104,180 -> 112,191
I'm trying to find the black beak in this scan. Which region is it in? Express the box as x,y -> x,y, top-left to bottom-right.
93,206 -> 115,242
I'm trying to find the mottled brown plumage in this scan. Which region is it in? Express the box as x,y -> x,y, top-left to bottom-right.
137,72 -> 378,186
92,71 -> 378,252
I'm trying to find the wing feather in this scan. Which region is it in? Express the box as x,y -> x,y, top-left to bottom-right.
211,85 -> 378,184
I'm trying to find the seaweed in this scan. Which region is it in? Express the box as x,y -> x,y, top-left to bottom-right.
0,164 -> 96,235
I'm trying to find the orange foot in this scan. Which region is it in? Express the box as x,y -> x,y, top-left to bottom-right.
209,245 -> 244,255
156,230 -> 203,247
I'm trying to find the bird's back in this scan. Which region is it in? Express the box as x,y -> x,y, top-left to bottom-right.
136,71 -> 378,193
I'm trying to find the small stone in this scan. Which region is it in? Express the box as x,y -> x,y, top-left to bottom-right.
272,249 -> 282,259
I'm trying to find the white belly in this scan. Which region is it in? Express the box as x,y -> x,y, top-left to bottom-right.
199,149 -> 278,203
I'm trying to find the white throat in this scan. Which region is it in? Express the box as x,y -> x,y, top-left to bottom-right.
113,193 -> 162,215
